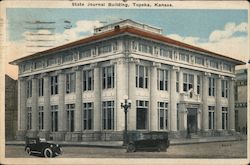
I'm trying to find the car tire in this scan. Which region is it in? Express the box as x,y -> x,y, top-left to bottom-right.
26,147 -> 31,155
44,148 -> 53,158
127,143 -> 136,153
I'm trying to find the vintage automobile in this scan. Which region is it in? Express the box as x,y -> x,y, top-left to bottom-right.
126,131 -> 170,152
25,137 -> 62,157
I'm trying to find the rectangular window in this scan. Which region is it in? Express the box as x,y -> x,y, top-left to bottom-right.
136,65 -> 148,88
222,107 -> 228,130
136,100 -> 148,130
65,73 -> 76,94
83,102 -> 93,130
197,75 -> 201,95
27,107 -> 32,130
50,76 -> 58,95
138,42 -> 153,54
102,66 -> 115,89
208,106 -> 215,129
38,78 -> 44,97
83,69 -> 94,91
66,104 -> 75,132
158,102 -> 168,130
160,48 -> 172,59
63,54 -> 73,63
38,106 -> 44,130
179,53 -> 189,62
98,44 -> 112,54
157,69 -> 168,91
80,49 -> 91,59
51,105 -> 58,132
34,61 -> 43,69
183,73 -> 194,92
26,80 -> 32,98
23,63 -> 31,72
223,63 -> 231,72
176,72 -> 179,92
209,77 -> 216,96
210,60 -> 219,69
48,58 -> 57,66
221,80 -> 228,98
102,101 -> 114,130
195,56 -> 204,65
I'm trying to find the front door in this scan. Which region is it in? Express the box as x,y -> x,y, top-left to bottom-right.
187,108 -> 197,133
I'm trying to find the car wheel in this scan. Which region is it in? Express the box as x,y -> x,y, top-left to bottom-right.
157,144 -> 166,152
44,148 -> 53,158
26,147 -> 31,155
127,143 -> 136,152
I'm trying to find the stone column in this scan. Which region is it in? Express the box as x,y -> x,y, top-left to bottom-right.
202,72 -> 209,132
128,58 -> 138,130
229,78 -> 235,131
150,62 -> 159,131
93,63 -> 101,132
16,78 -> 27,140
58,71 -> 66,140
115,59 -> 127,131
31,77 -> 38,136
73,67 -> 82,141
43,74 -> 50,139
216,76 -> 222,131
170,66 -> 179,132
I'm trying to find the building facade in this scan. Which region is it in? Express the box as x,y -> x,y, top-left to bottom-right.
5,75 -> 18,140
11,20 -> 244,141
235,69 -> 247,134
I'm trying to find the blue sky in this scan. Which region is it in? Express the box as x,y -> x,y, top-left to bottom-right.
7,8 -> 248,41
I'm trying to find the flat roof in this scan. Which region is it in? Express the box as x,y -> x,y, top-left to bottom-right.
10,26 -> 245,65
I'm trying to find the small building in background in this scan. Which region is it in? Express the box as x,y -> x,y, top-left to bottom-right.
235,68 -> 247,134
5,75 -> 18,140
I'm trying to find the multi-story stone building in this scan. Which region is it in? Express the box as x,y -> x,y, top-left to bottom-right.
5,75 -> 18,140
10,19 -> 245,141
235,68 -> 247,134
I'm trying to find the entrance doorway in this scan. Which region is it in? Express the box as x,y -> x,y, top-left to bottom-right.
187,108 -> 197,133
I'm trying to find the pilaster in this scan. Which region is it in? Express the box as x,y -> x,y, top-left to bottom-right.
31,76 -> 38,134
58,70 -> 66,137
150,62 -> 160,131
202,72 -> 210,131
229,78 -> 235,130
74,67 -> 82,133
216,75 -> 222,131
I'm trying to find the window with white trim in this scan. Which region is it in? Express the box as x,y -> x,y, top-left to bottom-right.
102,101 -> 114,130
102,66 -> 115,89
136,100 -> 148,130
65,73 -> 76,94
27,107 -> 32,130
158,102 -> 168,130
66,104 -> 75,132
208,77 -> 216,96
160,48 -> 172,59
222,107 -> 228,130
179,53 -> 189,62
195,56 -> 204,65
26,80 -> 32,98
83,69 -> 94,91
210,60 -> 218,69
51,105 -> 58,132
50,76 -> 58,95
157,69 -> 168,91
98,44 -> 112,54
38,106 -> 44,130
48,58 -> 57,66
138,42 -> 153,54
80,49 -> 91,59
208,106 -> 215,129
223,63 -> 231,72
38,78 -> 44,97
136,65 -> 148,88
221,80 -> 228,98
83,102 -> 93,130
183,73 -> 194,92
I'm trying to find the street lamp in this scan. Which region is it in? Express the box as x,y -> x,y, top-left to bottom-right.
121,96 -> 131,146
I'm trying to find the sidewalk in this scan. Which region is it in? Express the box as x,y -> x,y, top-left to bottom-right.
5,135 -> 245,148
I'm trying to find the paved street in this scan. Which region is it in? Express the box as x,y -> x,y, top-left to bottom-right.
5,140 -> 247,158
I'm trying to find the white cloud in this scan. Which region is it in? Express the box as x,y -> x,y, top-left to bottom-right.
209,22 -> 247,42
167,22 -> 248,62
